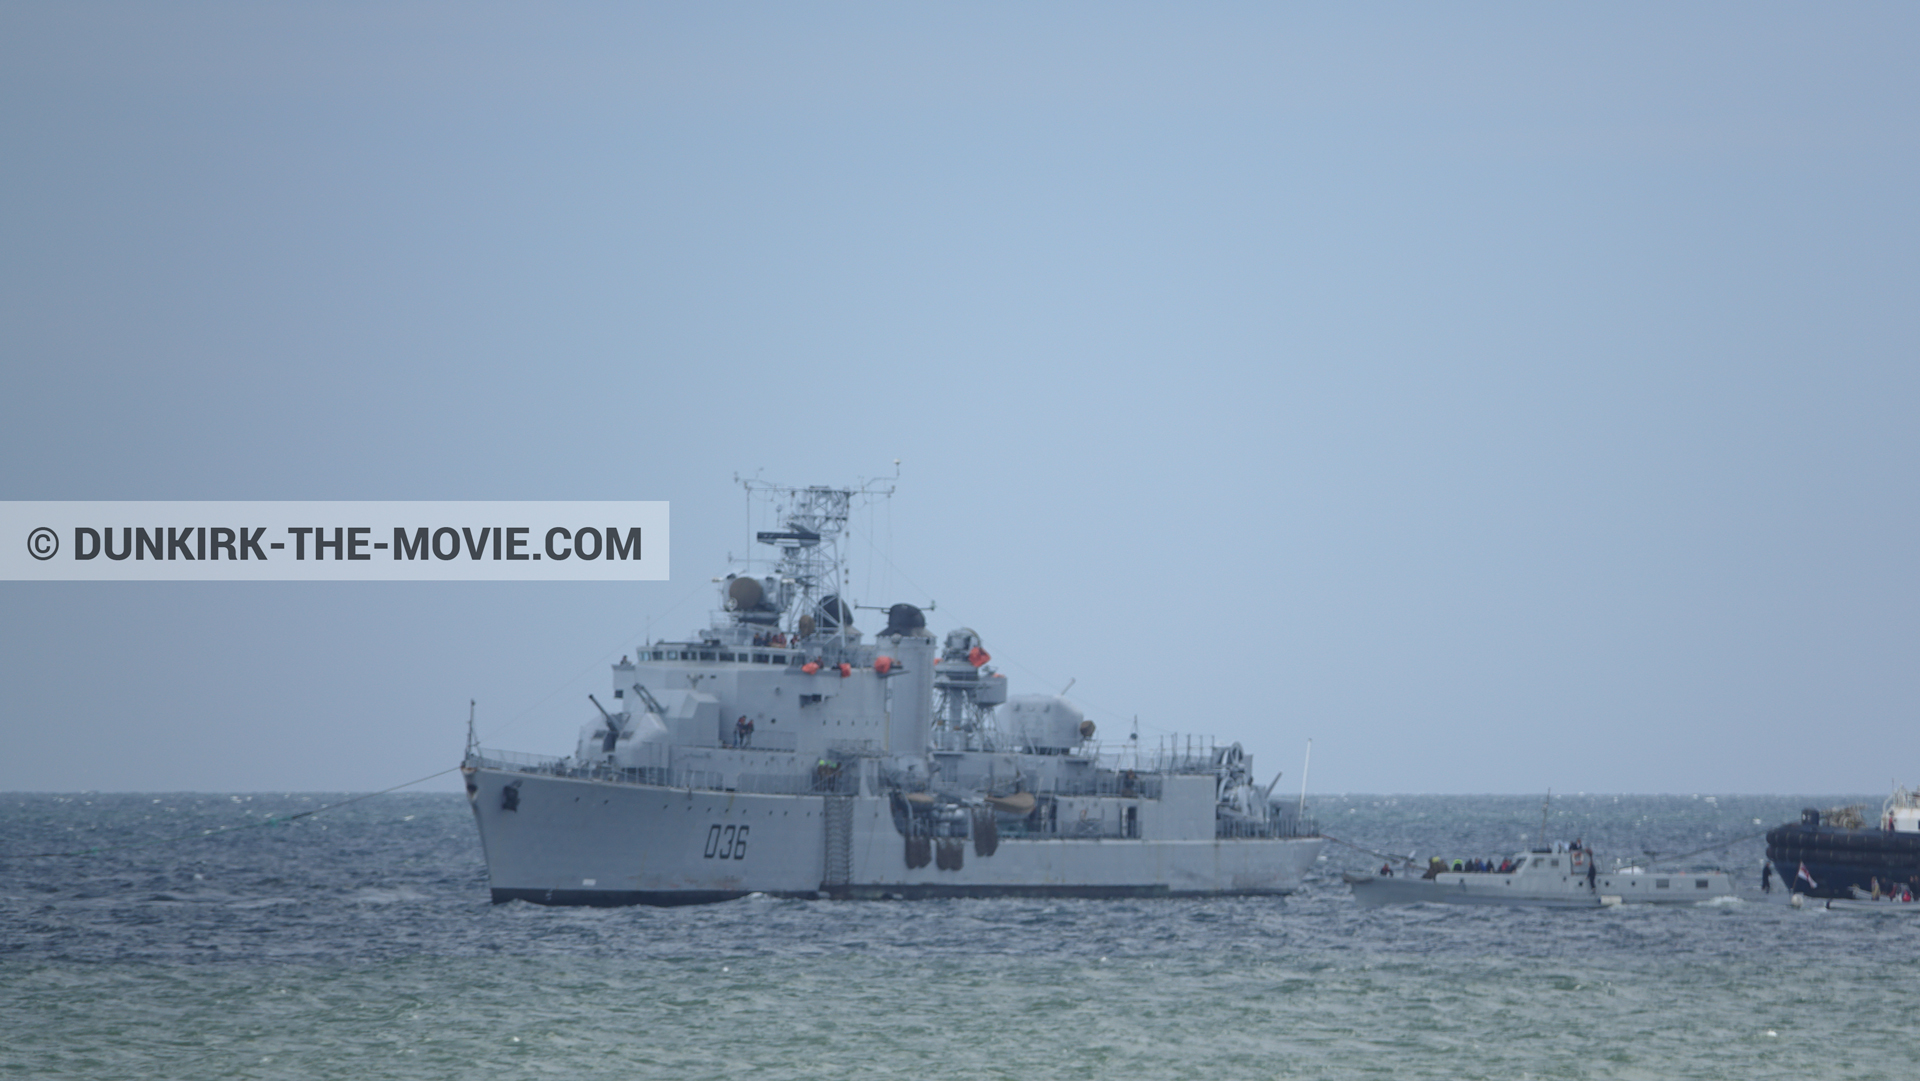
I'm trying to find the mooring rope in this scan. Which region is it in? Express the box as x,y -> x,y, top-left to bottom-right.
3,766 -> 459,859
1321,833 -> 1420,868
1612,827 -> 1771,870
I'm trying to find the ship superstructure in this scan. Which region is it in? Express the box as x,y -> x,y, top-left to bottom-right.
463,479 -> 1323,904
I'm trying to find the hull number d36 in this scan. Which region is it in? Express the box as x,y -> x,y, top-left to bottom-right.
704,824 -> 748,860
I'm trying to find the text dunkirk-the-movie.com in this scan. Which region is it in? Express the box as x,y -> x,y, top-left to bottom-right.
2,502 -> 668,581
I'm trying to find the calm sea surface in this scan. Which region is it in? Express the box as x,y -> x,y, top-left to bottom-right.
3,791 -> 1914,1080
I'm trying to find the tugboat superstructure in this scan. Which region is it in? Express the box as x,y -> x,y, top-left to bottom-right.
464,479 -> 1323,905
1766,787 -> 1920,900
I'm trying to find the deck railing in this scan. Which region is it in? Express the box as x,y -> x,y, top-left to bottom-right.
470,750 -> 719,792
471,749 -> 857,795
1219,810 -> 1318,839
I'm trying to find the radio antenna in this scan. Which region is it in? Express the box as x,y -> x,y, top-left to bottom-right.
1297,738 -> 1312,816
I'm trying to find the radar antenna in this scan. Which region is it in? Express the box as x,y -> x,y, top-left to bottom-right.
733,474 -> 896,639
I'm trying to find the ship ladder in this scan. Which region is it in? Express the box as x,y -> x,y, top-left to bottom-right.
823,795 -> 854,892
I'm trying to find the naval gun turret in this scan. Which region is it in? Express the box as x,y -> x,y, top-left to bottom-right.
1003,696 -> 1094,754
575,661 -> 672,770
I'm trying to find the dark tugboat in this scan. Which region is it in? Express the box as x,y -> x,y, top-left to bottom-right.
1765,787 -> 1920,900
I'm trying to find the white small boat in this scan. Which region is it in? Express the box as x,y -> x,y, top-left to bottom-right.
1791,890 -> 1920,914
1348,846 -> 1736,908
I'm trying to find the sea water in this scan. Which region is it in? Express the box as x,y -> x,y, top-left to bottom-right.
3,792 -> 1914,1080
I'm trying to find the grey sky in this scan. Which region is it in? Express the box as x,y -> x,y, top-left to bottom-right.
3,5 -> 1916,794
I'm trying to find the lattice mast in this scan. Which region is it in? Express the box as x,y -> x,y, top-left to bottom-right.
734,475 -> 894,639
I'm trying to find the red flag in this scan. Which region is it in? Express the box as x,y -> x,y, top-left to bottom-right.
1796,862 -> 1818,889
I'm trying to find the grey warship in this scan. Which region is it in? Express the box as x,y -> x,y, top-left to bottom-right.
463,479 -> 1325,905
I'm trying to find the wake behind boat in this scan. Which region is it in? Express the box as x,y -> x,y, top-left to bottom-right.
1348,845 -> 1736,908
1790,875 -> 1920,912
1794,893 -> 1920,913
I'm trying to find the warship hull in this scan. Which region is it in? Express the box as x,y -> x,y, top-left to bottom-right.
470,766 -> 1325,904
